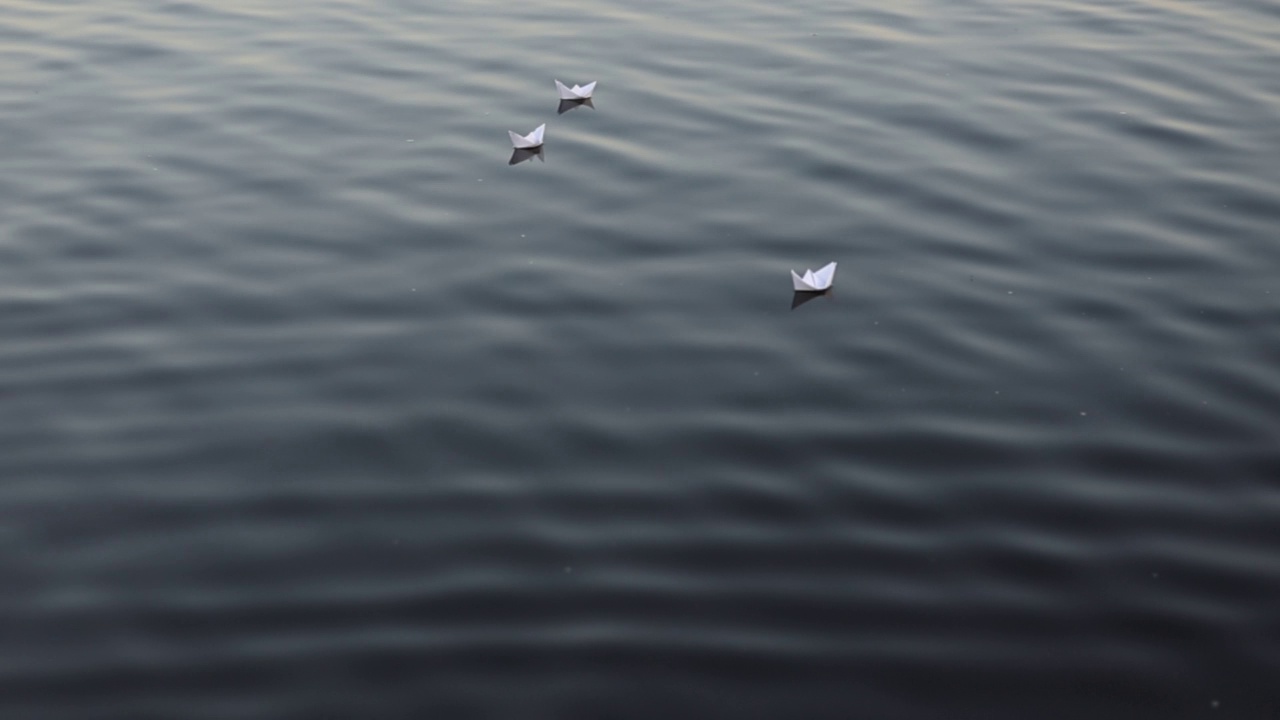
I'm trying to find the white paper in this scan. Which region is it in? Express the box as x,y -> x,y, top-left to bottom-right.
791,261 -> 837,292
508,123 -> 546,149
555,79 -> 597,100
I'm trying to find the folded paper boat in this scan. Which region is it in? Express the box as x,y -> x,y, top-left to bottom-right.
508,123 -> 546,149
555,80 -> 597,100
791,261 -> 837,292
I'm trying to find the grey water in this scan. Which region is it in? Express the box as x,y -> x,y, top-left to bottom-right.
2,0 -> 1279,717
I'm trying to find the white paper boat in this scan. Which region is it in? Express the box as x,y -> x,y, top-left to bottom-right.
791,261 -> 837,292
508,123 -> 546,149
555,80 -> 597,100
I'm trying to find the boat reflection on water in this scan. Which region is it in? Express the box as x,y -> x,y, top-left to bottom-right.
557,97 -> 595,115
509,146 -> 545,166
790,289 -> 832,310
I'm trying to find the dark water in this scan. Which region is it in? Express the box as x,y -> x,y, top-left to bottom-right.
3,0 -> 1280,717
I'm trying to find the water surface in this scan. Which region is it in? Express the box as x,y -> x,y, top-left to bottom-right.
2,0 -> 1279,717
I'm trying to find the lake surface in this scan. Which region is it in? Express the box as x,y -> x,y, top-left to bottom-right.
2,0 -> 1279,717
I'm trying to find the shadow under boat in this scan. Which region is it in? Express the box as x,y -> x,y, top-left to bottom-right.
557,97 -> 595,115
790,289 -> 832,310
509,146 -> 545,165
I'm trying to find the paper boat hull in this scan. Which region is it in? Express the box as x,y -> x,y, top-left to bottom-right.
508,123 -> 546,149
555,80 -> 596,100
791,262 -> 837,291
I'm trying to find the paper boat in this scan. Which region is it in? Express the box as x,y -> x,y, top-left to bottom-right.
555,80 -> 597,100
791,261 -> 837,292
508,123 -> 545,149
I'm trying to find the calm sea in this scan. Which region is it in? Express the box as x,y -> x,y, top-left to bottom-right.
2,0 -> 1279,717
